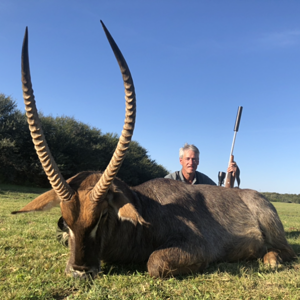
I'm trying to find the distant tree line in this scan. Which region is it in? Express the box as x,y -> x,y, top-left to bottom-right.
0,94 -> 168,187
262,192 -> 300,204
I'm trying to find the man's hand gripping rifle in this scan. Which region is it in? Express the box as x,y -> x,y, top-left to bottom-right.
218,106 -> 243,188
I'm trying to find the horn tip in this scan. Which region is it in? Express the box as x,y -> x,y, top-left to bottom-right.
100,20 -> 105,29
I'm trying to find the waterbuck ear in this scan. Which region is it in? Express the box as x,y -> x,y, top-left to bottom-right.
108,190 -> 149,227
11,189 -> 60,214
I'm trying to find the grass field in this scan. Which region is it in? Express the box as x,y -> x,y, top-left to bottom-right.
1,184 -> 300,299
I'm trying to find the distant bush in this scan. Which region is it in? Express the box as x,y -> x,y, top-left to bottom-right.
0,93 -> 168,187
262,192 -> 300,204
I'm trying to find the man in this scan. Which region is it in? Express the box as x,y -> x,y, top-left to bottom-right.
165,143 -> 238,185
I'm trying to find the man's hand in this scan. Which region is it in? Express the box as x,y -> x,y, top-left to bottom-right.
227,155 -> 238,176
227,162 -> 238,176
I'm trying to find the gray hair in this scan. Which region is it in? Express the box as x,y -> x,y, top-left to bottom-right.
179,143 -> 200,159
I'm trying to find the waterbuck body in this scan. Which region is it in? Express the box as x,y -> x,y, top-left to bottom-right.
13,22 -> 296,279
14,170 -> 295,278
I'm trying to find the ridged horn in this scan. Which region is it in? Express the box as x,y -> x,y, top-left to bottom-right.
21,27 -> 74,201
90,21 -> 136,202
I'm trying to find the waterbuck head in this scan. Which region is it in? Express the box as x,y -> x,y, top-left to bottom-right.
12,21 -> 142,279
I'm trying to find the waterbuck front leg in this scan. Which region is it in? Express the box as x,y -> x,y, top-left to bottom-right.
147,246 -> 208,278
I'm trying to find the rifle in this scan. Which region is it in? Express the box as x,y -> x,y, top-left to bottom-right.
223,106 -> 243,188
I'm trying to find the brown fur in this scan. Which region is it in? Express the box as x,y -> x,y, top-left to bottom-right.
13,171 -> 296,278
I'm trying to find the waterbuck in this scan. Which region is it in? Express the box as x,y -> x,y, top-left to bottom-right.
13,21 -> 296,279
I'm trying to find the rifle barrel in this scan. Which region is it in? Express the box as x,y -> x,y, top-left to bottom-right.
229,106 -> 243,157
224,106 -> 243,188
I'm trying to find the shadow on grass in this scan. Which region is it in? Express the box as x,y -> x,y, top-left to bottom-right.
100,258 -> 296,280
40,259 -> 300,299
36,288 -> 79,300
285,230 -> 300,239
101,261 -> 148,276
52,289 -> 79,300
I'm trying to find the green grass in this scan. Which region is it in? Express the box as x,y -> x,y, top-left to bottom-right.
1,184 -> 300,299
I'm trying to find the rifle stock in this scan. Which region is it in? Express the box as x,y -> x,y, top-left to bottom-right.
224,155 -> 235,188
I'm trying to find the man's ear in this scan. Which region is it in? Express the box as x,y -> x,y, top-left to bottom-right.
179,157 -> 183,166
11,189 -> 60,214
108,190 -> 149,227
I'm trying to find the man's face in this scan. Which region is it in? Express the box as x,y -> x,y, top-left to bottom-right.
180,150 -> 199,176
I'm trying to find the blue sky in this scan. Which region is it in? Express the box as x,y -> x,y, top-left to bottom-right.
1,1 -> 299,194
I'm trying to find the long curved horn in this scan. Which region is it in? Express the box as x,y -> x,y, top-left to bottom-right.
21,27 -> 74,201
90,21 -> 136,202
